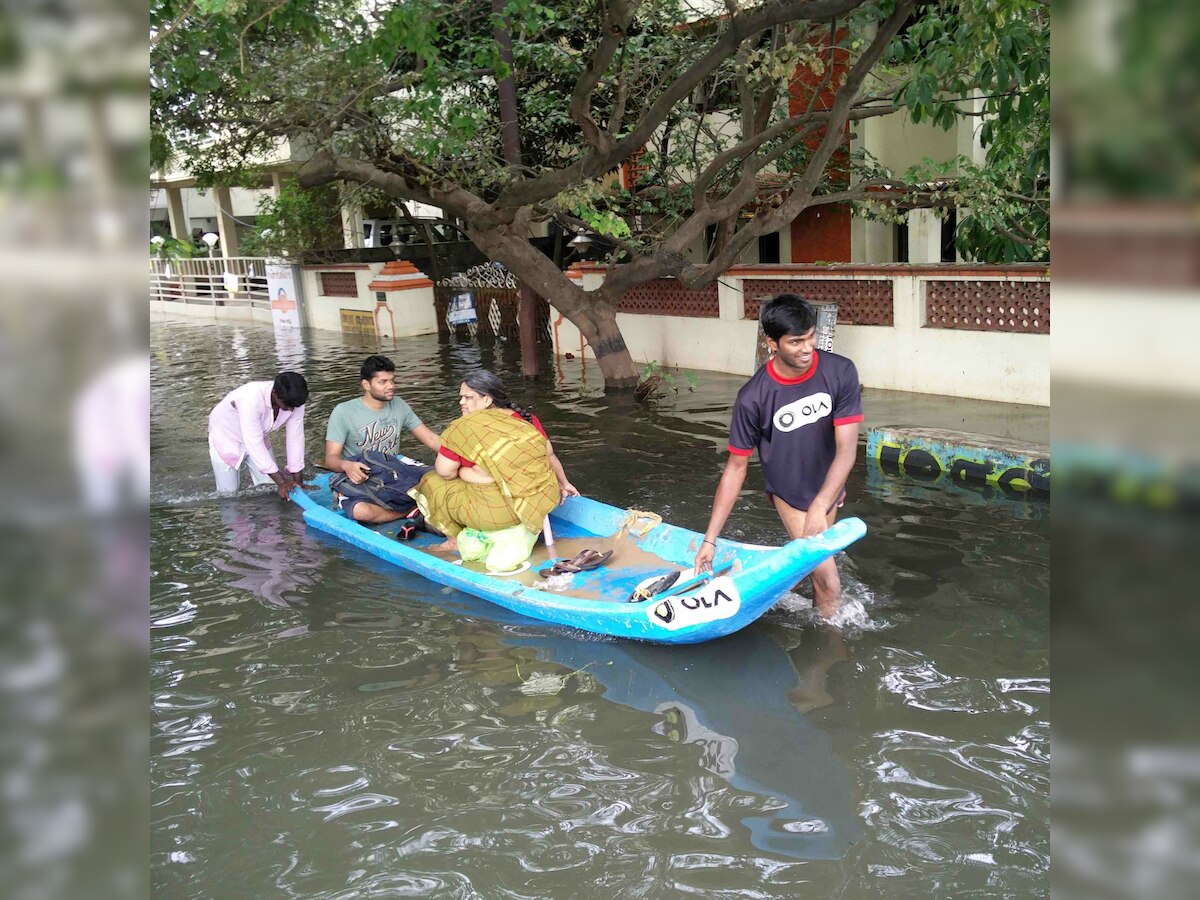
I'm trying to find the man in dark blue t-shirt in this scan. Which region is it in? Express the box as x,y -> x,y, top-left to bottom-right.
694,294 -> 863,618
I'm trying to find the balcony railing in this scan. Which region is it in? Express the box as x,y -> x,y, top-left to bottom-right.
150,257 -> 271,309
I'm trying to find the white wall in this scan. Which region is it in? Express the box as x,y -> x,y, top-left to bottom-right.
299,265 -> 438,337
150,300 -> 273,326
149,186 -> 275,232
861,107 -> 961,179
551,267 -> 1049,406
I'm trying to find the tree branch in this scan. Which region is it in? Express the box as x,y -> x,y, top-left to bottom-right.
569,0 -> 641,154
682,0 -> 916,284
692,102 -> 900,215
495,0 -> 870,208
150,0 -> 197,50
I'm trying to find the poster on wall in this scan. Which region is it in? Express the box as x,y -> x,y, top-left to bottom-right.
446,290 -> 478,326
753,301 -> 838,370
266,260 -> 302,332
266,260 -> 304,368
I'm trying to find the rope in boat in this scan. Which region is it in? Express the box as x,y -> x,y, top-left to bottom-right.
617,509 -> 663,540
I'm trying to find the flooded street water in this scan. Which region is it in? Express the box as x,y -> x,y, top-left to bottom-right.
151,316 -> 1048,897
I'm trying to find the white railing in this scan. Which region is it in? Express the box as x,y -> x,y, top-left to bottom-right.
150,257 -> 272,310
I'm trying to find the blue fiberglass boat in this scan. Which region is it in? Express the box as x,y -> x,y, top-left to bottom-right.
291,470 -> 866,644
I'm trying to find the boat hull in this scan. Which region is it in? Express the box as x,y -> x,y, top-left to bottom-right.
291,473 -> 866,644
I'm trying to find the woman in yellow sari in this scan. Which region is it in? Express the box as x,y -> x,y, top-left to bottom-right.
409,371 -> 575,552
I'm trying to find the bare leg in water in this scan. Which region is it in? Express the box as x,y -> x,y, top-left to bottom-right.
787,624 -> 850,713
350,501 -> 410,525
771,493 -> 841,619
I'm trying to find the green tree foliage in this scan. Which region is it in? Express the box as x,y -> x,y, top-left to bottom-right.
238,180 -> 345,259
152,0 -> 1049,385
882,0 -> 1049,262
1055,0 -> 1198,201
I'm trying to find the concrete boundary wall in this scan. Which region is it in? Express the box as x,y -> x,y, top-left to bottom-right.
550,264 -> 1048,406
299,262 -> 438,337
150,299 -> 274,326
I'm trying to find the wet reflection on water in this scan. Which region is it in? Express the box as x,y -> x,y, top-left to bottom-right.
151,317 -> 1048,896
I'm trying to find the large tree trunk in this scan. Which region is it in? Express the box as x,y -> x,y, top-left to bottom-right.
572,302 -> 639,389
462,222 -> 640,391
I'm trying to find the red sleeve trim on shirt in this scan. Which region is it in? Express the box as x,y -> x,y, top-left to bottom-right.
727,444 -> 754,457
833,414 -> 864,426
438,446 -> 475,467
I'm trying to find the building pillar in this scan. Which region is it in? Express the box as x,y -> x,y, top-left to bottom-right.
22,98 -> 48,170
165,187 -> 189,241
213,185 -> 241,258
717,275 -> 744,320
907,208 -> 943,263
955,96 -> 986,167
341,203 -> 364,249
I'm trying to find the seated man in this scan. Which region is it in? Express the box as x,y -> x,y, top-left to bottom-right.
324,354 -> 440,523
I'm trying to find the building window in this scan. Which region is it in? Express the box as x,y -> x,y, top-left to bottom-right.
758,231 -> 781,264
894,217 -> 909,263
940,208 -> 958,263
319,271 -> 359,297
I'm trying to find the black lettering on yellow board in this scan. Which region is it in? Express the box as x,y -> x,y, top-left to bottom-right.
1027,458 -> 1051,495
950,457 -> 995,484
877,442 -> 903,476
875,445 -> 1052,497
997,466 -> 1034,496
902,448 -> 942,481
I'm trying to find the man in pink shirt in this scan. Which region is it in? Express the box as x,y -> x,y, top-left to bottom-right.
208,372 -> 309,498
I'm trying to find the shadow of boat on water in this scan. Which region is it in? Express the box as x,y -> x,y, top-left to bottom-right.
291,520 -> 861,860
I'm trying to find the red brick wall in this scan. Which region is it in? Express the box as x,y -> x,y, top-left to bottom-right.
786,27 -> 852,263
790,204 -> 852,263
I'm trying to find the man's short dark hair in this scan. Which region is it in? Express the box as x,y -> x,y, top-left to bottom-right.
760,293 -> 816,341
360,354 -> 395,382
273,371 -> 309,409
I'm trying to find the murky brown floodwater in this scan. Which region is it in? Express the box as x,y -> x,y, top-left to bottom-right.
151,315 -> 1048,897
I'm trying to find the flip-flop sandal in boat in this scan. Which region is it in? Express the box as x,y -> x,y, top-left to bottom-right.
544,548 -> 613,576
394,511 -> 424,541
627,569 -> 682,602
576,549 -> 612,570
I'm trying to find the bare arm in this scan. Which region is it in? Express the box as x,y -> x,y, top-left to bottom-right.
801,423 -> 859,536
411,423 -> 441,452
434,452 -> 461,479
546,438 -> 579,498
694,453 -> 751,572
323,439 -> 369,484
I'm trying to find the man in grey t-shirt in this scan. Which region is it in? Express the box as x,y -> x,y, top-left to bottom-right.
324,354 -> 441,524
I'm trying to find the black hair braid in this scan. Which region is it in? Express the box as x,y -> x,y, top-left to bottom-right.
462,369 -> 533,420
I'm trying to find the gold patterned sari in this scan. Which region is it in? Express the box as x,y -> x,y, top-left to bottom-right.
409,407 -> 559,538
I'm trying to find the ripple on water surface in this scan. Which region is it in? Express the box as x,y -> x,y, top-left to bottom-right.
150,318 -> 1048,897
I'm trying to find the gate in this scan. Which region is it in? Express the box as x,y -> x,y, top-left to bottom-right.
433,264 -> 551,342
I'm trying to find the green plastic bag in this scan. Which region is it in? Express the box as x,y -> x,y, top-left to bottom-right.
457,528 -> 493,562
483,525 -> 538,572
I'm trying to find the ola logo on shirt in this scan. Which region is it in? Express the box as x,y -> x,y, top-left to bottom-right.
772,392 -> 832,433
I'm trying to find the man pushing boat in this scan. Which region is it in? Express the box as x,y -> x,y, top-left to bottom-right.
694,294 -> 863,619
